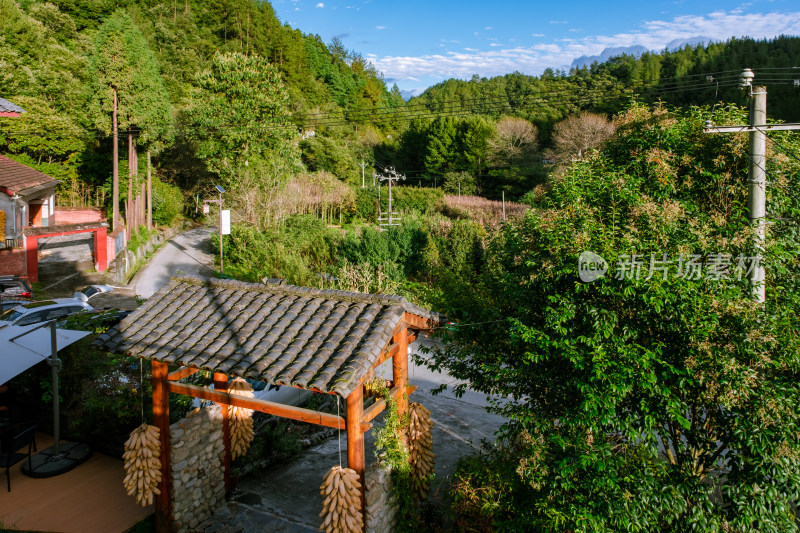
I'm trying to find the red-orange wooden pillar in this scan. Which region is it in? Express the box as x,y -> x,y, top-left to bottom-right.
152,361 -> 172,533
392,325 -> 409,415
213,372 -> 232,492
346,385 -> 366,528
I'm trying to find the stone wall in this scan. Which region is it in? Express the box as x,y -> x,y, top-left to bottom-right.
365,461 -> 397,533
170,405 -> 226,533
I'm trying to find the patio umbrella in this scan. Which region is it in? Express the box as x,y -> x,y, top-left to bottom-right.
0,322 -> 92,477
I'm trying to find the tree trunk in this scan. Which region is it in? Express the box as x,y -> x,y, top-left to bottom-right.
128,128 -> 134,238
147,150 -> 152,228
112,89 -> 119,232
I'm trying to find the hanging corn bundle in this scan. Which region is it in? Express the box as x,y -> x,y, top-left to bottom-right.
228,377 -> 255,459
319,465 -> 364,533
407,402 -> 435,500
123,423 -> 162,506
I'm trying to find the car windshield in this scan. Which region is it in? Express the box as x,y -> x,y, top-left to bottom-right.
83,287 -> 100,297
0,309 -> 25,322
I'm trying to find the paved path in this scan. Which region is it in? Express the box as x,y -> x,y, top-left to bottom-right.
130,226 -> 216,298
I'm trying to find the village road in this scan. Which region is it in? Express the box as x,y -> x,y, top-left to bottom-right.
129,225 -> 215,298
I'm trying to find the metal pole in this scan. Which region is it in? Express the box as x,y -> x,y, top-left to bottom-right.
49,322 -> 61,456
502,191 -> 506,221
388,176 -> 393,225
748,86 -> 767,303
219,191 -> 224,274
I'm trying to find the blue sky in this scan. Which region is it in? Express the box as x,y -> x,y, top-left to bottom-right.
270,0 -> 800,96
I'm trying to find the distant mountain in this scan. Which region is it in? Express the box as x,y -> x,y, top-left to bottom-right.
571,37 -> 714,69
665,36 -> 713,51
571,45 -> 648,69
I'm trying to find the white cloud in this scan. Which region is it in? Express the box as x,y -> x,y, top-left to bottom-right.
373,9 -> 800,88
549,20 -> 568,24
315,2 -> 324,7
531,33 -> 545,37
485,26 -> 494,30
376,25 -> 386,30
490,43 -> 501,47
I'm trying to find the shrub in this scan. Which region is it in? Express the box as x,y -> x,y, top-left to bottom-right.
151,178 -> 184,225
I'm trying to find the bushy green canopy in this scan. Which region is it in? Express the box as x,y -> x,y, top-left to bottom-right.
88,9 -> 172,149
434,103 -> 800,531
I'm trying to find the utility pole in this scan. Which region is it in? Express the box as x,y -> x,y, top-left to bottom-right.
203,185 -> 227,275
704,68 -> 800,303
359,161 -> 367,189
375,167 -> 405,228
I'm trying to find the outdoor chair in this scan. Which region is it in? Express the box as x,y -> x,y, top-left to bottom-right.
0,423 -> 36,491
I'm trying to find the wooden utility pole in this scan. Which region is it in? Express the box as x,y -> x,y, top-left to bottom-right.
112,89 -> 119,232
704,68 -> 800,303
147,150 -> 152,229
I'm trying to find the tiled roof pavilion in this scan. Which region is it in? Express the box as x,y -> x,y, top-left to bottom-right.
97,275 -> 441,397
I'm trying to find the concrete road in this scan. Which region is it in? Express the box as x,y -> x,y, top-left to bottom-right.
129,226 -> 216,298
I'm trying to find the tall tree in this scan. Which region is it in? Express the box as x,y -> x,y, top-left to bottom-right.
185,51 -> 301,226
88,9 -> 172,232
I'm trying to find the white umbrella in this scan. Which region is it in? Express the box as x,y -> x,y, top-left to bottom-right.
0,324 -> 89,384
0,322 -> 91,477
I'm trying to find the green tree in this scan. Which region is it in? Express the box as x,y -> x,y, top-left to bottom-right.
432,103 -> 800,531
88,9 -> 172,230
184,51 -> 301,226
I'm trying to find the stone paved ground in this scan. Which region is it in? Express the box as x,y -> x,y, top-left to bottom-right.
196,499 -> 317,533
197,386 -> 505,532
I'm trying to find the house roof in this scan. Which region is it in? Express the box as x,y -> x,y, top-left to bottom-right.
0,156 -> 60,198
95,276 -> 441,397
0,97 -> 25,116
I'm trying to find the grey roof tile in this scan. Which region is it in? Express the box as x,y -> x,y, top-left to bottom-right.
94,275 -> 441,397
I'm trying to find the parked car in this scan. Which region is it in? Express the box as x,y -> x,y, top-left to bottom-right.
73,284 -> 115,302
0,275 -> 33,301
0,299 -> 94,327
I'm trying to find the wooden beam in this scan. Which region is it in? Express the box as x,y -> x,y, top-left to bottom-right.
167,381 -> 346,429
392,325 -> 409,417
346,385 -> 366,526
151,361 -> 171,533
213,373 -> 231,493
404,312 -> 438,331
168,366 -> 199,381
362,398 -> 385,425
370,333 -> 417,370
362,385 -> 418,424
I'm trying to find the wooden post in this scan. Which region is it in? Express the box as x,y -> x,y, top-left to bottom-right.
112,88 -> 119,232
213,372 -> 232,492
346,386 -> 366,525
147,150 -> 152,229
392,325 -> 409,416
152,361 -> 171,533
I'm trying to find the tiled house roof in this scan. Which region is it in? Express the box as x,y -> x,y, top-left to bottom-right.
96,276 -> 442,397
0,156 -> 59,198
0,97 -> 25,115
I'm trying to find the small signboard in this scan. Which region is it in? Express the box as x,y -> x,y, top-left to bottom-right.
221,209 -> 231,235
202,204 -> 210,215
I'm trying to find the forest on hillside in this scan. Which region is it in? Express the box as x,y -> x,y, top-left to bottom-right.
1,0 -> 799,218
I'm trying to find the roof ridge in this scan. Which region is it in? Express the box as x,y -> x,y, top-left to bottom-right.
171,275 -> 409,307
